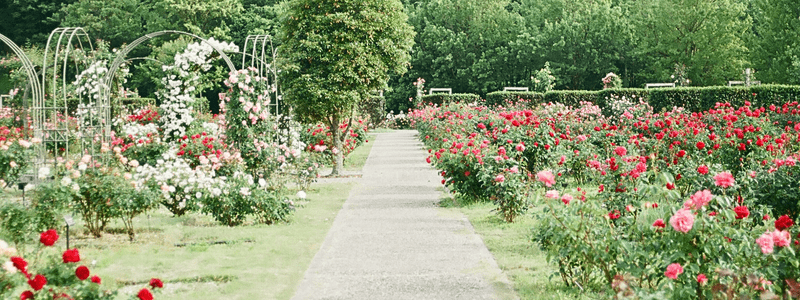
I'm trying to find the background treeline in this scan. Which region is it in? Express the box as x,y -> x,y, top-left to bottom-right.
1,0 -> 798,114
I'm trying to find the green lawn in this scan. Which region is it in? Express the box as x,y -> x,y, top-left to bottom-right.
66,182 -> 354,300
344,134 -> 376,171
453,201 -> 595,300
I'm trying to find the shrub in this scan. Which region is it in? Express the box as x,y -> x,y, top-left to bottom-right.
484,91 -> 543,107
358,95 -> 386,127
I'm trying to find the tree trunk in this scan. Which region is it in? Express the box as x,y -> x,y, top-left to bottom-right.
329,115 -> 344,176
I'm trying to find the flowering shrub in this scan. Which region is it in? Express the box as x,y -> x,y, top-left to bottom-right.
1,231 -> 161,299
410,96 -> 800,297
0,111 -> 37,187
602,72 -> 622,89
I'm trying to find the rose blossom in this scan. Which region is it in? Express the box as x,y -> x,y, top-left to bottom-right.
614,146 -> 627,156
75,265 -> 90,280
39,229 -> 59,246
669,209 -> 695,233
772,230 -> 791,247
62,249 -> 80,263
775,215 -> 794,230
536,170 -> 555,187
664,263 -> 683,279
684,190 -> 713,210
494,174 -> 505,183
713,172 -> 735,188
545,190 -> 560,199
652,219 -> 666,228
561,194 -> 573,205
697,165 -> 709,175
734,206 -> 749,219
756,232 -> 774,254
697,274 -> 708,285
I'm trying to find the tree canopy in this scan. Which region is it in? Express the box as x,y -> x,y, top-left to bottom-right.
279,0 -> 414,174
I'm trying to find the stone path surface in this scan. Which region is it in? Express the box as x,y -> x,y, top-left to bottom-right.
292,130 -> 517,300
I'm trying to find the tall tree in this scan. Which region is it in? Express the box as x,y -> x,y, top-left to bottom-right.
0,0 -> 78,46
630,0 -> 751,86
749,0 -> 800,84
279,0 -> 414,175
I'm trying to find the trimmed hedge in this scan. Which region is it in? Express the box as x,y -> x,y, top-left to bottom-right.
485,85 -> 800,113
421,93 -> 480,106
484,91 -> 543,107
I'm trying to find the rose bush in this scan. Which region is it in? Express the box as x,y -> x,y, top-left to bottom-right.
410,96 -> 800,298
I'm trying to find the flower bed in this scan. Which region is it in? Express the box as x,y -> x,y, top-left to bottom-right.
410,96 -> 800,297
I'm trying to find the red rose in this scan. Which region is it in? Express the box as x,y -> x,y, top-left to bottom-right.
734,206 -> 749,219
697,165 -> 709,175
27,274 -> 47,291
90,276 -> 102,284
652,219 -> 666,228
775,215 -> 794,230
676,150 -> 686,157
20,291 -> 34,300
666,182 -> 675,190
75,266 -> 90,280
696,141 -> 705,150
39,229 -> 59,246
10,256 -> 27,273
62,249 -> 80,263
764,215 -> 771,221
608,210 -> 621,220
138,288 -> 154,300
149,278 -> 164,289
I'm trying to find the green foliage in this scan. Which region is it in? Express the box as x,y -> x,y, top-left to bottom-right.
484,91 -> 544,107
647,84 -> 800,112
57,0 -> 149,48
0,203 -> 37,246
280,0 -> 414,173
358,95 -> 386,127
629,0 -> 750,86
420,93 -> 480,106
0,0 -> 77,46
748,0 -> 800,84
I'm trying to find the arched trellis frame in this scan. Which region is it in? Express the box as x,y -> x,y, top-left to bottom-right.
102,30 -> 238,106
241,35 -> 280,116
36,28 -> 101,173
0,33 -> 44,185
241,35 -> 287,145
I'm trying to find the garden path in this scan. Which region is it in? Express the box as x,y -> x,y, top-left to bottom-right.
292,130 -> 517,300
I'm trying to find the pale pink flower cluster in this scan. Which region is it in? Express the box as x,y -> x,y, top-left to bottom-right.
536,170 -> 555,187
756,230 -> 792,254
683,190 -> 713,210
669,208 -> 695,233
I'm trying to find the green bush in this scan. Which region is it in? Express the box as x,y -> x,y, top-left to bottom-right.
542,90 -> 597,107
420,93 -> 480,106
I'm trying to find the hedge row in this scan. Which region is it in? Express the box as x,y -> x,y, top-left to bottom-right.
483,85 -> 800,112
420,93 -> 480,106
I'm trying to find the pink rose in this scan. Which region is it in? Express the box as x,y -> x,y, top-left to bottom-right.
772,230 -> 791,247
545,190 -> 560,199
669,209 -> 695,233
664,263 -> 683,279
494,174 -> 505,183
697,273 -> 708,285
561,194 -> 573,205
713,172 -> 735,188
536,170 -> 555,187
756,232 -> 774,254
697,165 -> 709,175
614,146 -> 627,156
684,189 -> 713,210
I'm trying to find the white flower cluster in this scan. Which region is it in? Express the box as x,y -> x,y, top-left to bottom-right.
156,38 -> 237,140
75,102 -> 103,128
133,150 -> 220,208
73,60 -> 109,101
122,122 -> 160,143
